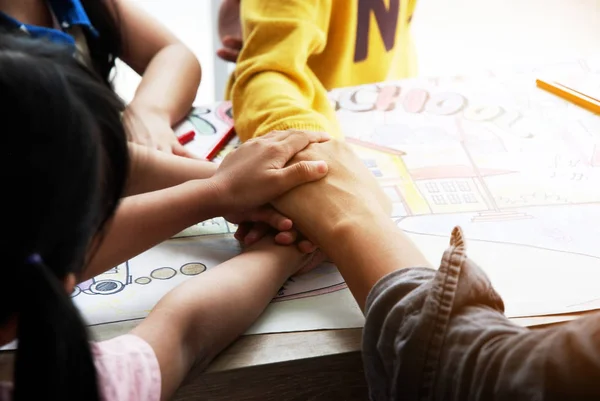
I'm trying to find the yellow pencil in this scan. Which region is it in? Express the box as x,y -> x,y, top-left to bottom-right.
536,78 -> 600,114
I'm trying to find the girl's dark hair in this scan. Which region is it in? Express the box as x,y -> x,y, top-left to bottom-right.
0,34 -> 129,401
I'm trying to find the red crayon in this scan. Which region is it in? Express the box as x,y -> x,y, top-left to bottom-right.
178,130 -> 196,145
205,125 -> 236,160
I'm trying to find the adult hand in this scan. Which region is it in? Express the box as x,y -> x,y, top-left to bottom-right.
210,130 -> 331,214
217,0 -> 242,62
123,107 -> 195,158
271,138 -> 392,247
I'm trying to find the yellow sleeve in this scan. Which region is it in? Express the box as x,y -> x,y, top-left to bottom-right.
230,0 -> 341,142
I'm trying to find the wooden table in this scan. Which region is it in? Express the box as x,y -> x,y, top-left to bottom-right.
1,313 -> 585,401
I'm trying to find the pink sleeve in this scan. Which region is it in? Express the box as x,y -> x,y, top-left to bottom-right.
92,334 -> 161,401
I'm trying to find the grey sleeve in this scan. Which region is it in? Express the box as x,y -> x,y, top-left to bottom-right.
362,227 -> 600,401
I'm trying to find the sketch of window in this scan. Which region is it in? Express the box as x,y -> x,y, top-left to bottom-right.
463,193 -> 478,203
372,169 -> 383,177
425,182 -> 440,193
448,194 -> 461,204
457,181 -> 471,192
432,195 -> 446,205
362,159 -> 377,168
441,182 -> 457,192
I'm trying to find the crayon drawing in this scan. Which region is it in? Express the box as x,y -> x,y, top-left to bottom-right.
75,60 -> 600,336
330,59 -> 600,317
73,217 -> 358,333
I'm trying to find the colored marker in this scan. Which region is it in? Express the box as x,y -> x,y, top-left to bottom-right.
177,130 -> 196,145
205,126 -> 236,160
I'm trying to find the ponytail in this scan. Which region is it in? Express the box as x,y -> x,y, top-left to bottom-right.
14,255 -> 100,401
0,33 -> 130,401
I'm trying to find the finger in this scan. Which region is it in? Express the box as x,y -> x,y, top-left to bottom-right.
172,143 -> 196,159
254,208 -> 293,231
242,206 -> 292,231
222,36 -> 243,50
216,48 -> 239,63
274,230 -> 297,245
234,222 -> 251,242
298,240 -> 318,254
244,223 -> 270,246
276,160 -> 328,191
271,132 -> 331,165
270,130 -> 331,144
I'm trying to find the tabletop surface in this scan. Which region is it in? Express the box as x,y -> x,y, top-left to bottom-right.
4,63 -> 600,399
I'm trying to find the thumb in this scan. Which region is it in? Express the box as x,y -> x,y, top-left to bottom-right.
223,36 -> 243,49
172,143 -> 197,159
277,160 -> 328,190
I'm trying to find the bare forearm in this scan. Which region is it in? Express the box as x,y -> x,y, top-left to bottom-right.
129,44 -> 201,125
84,180 -> 222,281
320,214 -> 430,310
126,143 -> 217,195
270,139 -> 414,309
133,240 -> 300,399
173,242 -> 295,363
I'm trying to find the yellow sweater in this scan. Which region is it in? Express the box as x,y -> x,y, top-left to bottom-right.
229,0 -> 418,141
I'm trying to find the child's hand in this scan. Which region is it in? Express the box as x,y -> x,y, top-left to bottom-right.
124,107 -> 195,158
273,229 -> 319,254
210,130 -> 330,214
271,139 -> 392,246
225,205 -> 293,240
238,229 -> 327,275
234,220 -> 318,254
217,0 -> 242,62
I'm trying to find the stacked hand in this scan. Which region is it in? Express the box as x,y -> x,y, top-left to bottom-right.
271,136 -> 392,249
208,129 -> 391,267
208,130 -> 330,254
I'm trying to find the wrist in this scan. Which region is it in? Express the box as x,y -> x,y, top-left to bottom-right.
318,210 -> 394,259
126,101 -> 171,125
204,175 -> 235,215
244,239 -> 301,277
181,178 -> 229,220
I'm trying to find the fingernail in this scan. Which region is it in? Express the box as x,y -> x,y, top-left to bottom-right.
308,161 -> 328,174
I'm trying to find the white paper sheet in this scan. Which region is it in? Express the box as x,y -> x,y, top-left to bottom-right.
73,59 -> 600,337
327,58 -> 600,318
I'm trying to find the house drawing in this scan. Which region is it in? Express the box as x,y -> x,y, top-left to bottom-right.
348,138 -> 515,218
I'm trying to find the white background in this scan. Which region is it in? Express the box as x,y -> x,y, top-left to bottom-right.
113,0 -> 600,104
